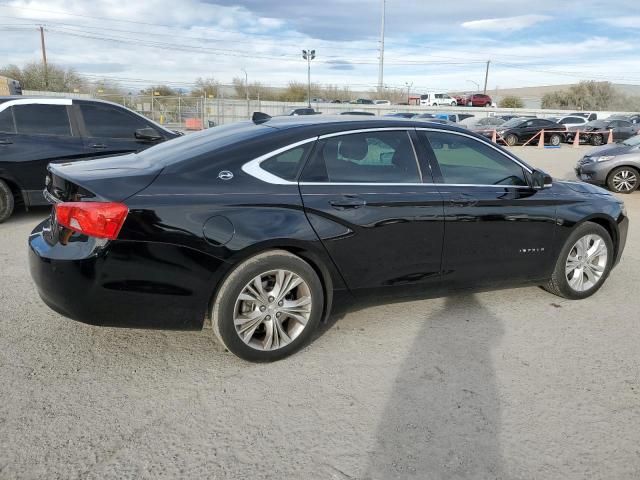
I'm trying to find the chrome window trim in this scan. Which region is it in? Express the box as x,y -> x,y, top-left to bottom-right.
0,98 -> 72,113
241,137 -> 317,185
415,126 -> 533,173
241,126 -> 537,188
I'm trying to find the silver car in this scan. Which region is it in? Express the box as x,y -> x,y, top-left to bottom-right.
575,135 -> 640,193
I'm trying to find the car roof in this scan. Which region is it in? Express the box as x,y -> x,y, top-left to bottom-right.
256,114 -> 472,136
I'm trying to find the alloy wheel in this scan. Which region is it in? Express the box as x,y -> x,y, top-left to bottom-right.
565,234 -> 608,292
612,169 -> 637,192
233,269 -> 312,351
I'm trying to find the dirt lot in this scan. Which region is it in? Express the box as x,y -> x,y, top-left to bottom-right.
1,145 -> 639,479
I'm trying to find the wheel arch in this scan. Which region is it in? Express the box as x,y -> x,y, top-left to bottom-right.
575,214 -> 619,259
0,175 -> 25,210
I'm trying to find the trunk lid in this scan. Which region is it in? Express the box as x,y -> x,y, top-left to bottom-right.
46,153 -> 162,203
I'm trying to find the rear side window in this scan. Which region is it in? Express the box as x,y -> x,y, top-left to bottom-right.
80,104 -> 149,138
423,131 -> 527,186
261,144 -> 312,181
302,130 -> 420,183
13,104 -> 71,136
0,107 -> 15,133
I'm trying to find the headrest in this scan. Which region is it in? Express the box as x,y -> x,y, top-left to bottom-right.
338,136 -> 369,161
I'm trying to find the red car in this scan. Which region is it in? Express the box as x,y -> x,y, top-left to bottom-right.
466,93 -> 493,107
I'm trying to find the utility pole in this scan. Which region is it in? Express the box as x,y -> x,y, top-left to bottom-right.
39,26 -> 48,89
242,68 -> 249,118
378,0 -> 386,91
483,60 -> 490,95
302,49 -> 316,107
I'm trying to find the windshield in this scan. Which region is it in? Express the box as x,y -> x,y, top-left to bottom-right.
585,120 -> 606,128
622,135 -> 640,147
501,118 -> 525,128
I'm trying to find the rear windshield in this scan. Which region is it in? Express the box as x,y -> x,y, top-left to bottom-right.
501,118 -> 525,128
135,121 -> 273,166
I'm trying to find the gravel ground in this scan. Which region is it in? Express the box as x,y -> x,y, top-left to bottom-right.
1,145 -> 639,479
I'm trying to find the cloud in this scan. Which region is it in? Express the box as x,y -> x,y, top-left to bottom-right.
462,14 -> 551,32
600,16 -> 640,29
326,60 -> 355,71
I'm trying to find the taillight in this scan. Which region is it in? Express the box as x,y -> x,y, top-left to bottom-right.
55,202 -> 129,240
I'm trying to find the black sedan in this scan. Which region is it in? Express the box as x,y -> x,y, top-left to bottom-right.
29,114 -> 628,362
496,117 -> 566,146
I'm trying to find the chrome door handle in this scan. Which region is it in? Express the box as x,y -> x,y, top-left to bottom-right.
329,196 -> 367,210
89,143 -> 107,149
0,139 -> 12,145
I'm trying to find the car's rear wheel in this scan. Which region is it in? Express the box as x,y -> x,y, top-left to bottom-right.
549,133 -> 561,146
211,250 -> 324,362
591,134 -> 604,146
485,102 -> 491,107
505,133 -> 518,146
543,222 -> 613,299
607,166 -> 639,193
0,179 -> 15,224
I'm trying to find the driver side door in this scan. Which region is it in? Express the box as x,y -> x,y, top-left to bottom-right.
417,128 -> 558,287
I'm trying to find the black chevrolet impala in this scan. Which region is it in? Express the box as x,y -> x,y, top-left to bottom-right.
29,114 -> 628,361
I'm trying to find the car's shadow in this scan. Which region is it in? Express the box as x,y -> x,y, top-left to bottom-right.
317,293 -> 505,478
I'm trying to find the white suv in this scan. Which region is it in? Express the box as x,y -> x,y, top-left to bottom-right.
419,93 -> 457,107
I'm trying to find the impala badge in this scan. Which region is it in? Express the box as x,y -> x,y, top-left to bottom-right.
218,171 -> 234,181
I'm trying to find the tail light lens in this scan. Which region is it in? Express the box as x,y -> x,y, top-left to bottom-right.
55,202 -> 129,240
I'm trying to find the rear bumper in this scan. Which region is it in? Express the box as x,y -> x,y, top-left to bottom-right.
29,220 -> 228,330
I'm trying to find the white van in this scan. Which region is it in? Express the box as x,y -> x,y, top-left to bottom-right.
419,93 -> 457,107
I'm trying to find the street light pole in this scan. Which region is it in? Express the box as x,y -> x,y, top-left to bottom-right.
378,0 -> 386,90
466,79 -> 480,92
302,49 -> 316,107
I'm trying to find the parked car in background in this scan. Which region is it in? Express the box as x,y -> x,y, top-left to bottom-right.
383,112 -> 417,118
419,93 -> 457,107
566,119 -> 640,146
466,93 -> 493,107
416,117 -> 458,127
373,100 -> 391,105
462,116 -> 506,138
496,117 -> 565,146
29,114 -> 628,362
286,108 -> 320,116
556,115 -> 589,130
353,98 -> 374,105
454,94 -> 469,106
575,134 -> 640,193
0,96 -> 179,222
433,113 -> 475,123
608,114 -> 640,125
497,114 -> 536,121
569,112 -> 598,121
339,111 -> 376,116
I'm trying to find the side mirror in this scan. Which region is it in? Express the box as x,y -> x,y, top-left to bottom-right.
531,169 -> 552,189
135,127 -> 162,141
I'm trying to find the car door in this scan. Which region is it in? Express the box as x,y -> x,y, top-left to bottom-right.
0,103 -> 83,205
76,101 -> 164,159
517,119 -> 539,142
299,128 -> 445,294
417,128 -> 558,287
614,120 -> 634,140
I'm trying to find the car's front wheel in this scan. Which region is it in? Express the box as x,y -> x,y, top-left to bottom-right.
549,133 -> 562,146
211,250 -> 324,362
543,222 -> 613,299
0,179 -> 15,224
607,166 -> 639,193
591,134 -> 604,146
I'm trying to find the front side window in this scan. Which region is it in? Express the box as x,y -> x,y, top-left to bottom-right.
302,130 -> 420,183
261,144 -> 312,181
422,131 -> 527,186
0,107 -> 15,133
13,104 -> 71,136
80,104 -> 149,138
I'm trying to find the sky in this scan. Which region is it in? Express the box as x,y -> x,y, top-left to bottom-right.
1,0 -> 640,94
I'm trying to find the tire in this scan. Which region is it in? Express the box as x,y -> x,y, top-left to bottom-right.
607,166 -> 639,194
211,250 -> 324,362
591,134 -> 603,146
543,222 -> 613,300
0,179 -> 15,224
432,103 -> 438,107
485,103 -> 491,107
451,101 -> 457,106
505,133 -> 518,146
549,133 -> 561,146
